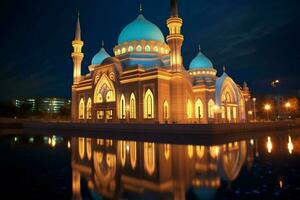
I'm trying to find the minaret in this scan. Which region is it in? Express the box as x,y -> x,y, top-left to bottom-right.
167,0 -> 184,72
71,12 -> 84,84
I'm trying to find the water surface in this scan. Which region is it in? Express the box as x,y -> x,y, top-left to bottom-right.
1,130 -> 300,200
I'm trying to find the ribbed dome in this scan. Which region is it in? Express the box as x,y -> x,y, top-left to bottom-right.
189,49 -> 213,70
118,14 -> 165,44
91,47 -> 110,65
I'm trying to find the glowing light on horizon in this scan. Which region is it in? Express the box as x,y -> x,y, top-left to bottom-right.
288,136 -> 293,154
51,138 -> 56,147
267,136 -> 272,153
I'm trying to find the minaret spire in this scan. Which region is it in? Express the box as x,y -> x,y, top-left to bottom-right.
167,0 -> 184,72
139,3 -> 143,14
171,0 -> 178,17
75,11 -> 81,41
71,12 -> 84,85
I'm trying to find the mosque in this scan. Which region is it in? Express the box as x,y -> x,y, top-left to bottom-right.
71,0 -> 252,124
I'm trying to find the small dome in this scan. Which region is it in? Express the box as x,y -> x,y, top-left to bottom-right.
91,47 -> 110,65
189,48 -> 213,70
118,14 -> 165,44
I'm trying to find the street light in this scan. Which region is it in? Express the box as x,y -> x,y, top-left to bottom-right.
285,102 -> 291,119
264,104 -> 271,121
285,102 -> 291,110
252,98 -> 257,121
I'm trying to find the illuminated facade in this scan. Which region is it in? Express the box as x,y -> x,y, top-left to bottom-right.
71,0 -> 251,124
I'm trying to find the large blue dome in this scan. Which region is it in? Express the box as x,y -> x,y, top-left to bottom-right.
189,49 -> 213,70
118,14 -> 165,44
91,47 -> 110,65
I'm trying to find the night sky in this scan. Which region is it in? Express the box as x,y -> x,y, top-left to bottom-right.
1,0 -> 299,101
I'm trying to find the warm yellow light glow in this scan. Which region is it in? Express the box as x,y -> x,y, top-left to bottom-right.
195,99 -> 203,119
288,136 -> 293,154
232,107 -> 237,119
86,138 -> 92,160
188,145 -> 194,158
210,146 -> 219,159
279,179 -> 283,189
79,137 -> 85,159
144,89 -> 154,119
163,101 -> 169,120
196,146 -> 205,158
248,110 -> 253,115
250,139 -> 254,146
130,141 -> 137,169
285,102 -> 291,108
79,98 -> 85,119
164,144 -> 171,160
86,98 -> 92,119
94,73 -> 116,103
208,99 -> 215,118
51,138 -> 56,147
264,104 -> 271,111
120,141 -> 126,167
130,93 -> 136,119
267,136 -> 272,153
221,106 -> 225,119
119,94 -> 126,119
144,143 -> 155,176
187,99 -> 192,119
67,141 -> 71,149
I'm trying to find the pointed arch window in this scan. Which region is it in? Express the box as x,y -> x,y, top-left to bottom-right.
128,46 -> 134,52
221,106 -> 225,119
87,98 -> 92,119
136,45 -> 142,52
145,45 -> 151,52
187,99 -> 192,119
121,47 -> 126,54
160,47 -> 164,54
144,89 -> 154,119
195,99 -> 203,119
208,99 -> 215,118
119,94 -> 126,119
79,98 -> 85,119
233,107 -> 237,119
163,101 -> 169,120
129,93 -> 136,119
94,73 -> 115,103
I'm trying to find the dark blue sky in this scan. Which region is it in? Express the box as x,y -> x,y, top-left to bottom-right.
1,0 -> 299,101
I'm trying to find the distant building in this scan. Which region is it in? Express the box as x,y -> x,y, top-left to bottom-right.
14,97 -> 70,114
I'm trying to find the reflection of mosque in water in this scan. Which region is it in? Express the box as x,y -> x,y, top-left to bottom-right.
71,138 -> 254,200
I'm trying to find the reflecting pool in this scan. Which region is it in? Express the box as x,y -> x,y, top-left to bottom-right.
1,131 -> 300,199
